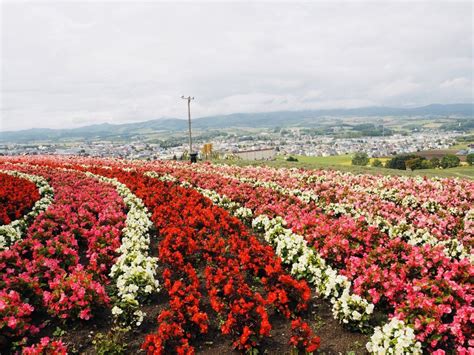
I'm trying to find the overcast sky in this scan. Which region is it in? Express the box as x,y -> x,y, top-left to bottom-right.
1,1 -> 473,131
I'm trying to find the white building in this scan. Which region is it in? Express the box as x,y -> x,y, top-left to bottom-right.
233,148 -> 276,161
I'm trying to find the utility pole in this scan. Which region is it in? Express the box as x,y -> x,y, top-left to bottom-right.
181,95 -> 197,162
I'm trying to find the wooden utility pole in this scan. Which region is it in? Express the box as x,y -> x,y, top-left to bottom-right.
181,95 -> 196,162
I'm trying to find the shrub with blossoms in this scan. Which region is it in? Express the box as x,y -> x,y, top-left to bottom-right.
22,337 -> 68,355
78,167 -> 320,354
0,290 -> 37,342
43,267 -> 109,321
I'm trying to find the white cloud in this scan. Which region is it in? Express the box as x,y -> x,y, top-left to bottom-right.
1,1 -> 473,131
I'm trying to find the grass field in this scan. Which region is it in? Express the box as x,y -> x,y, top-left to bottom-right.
217,154 -> 474,180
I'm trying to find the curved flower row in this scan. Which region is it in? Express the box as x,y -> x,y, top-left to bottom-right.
146,171 -> 375,332
0,165 -> 126,351
82,171 -> 160,326
0,170 -> 54,250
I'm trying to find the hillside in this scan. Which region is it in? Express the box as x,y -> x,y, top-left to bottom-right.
1,103 -> 473,143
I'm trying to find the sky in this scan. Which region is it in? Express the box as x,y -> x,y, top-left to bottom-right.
1,1 -> 473,131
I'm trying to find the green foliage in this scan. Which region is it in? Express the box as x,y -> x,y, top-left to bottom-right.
440,119 -> 474,132
467,153 -> 474,166
405,158 -> 424,170
420,159 -> 434,169
92,327 -> 128,355
440,154 -> 461,169
52,327 -> 66,337
286,156 -> 299,162
430,157 -> 440,168
371,159 -> 383,167
386,154 -> 422,170
352,152 -> 369,166
351,123 -> 393,137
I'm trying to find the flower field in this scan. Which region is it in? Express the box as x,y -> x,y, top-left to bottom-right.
0,156 -> 472,354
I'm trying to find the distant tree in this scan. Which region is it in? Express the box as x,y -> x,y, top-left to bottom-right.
286,156 -> 298,162
386,154 -> 421,170
371,159 -> 383,167
440,154 -> 460,169
420,159 -> 434,169
405,158 -> 424,170
352,152 -> 369,166
467,153 -> 474,166
430,157 -> 440,168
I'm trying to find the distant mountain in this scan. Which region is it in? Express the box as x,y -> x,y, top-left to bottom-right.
1,103 -> 472,143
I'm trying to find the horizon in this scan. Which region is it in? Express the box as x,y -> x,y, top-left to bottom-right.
1,102 -> 473,133
2,1 -> 473,131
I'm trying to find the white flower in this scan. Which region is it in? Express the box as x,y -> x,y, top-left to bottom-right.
367,318 -> 422,355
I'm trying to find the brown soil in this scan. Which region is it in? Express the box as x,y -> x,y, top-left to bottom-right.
417,149 -> 467,161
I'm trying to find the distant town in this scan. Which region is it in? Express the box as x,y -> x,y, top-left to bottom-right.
1,128 -> 471,161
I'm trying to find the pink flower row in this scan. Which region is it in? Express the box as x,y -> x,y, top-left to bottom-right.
0,164 -> 127,351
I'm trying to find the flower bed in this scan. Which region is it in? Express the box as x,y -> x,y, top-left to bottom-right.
0,156 -> 472,354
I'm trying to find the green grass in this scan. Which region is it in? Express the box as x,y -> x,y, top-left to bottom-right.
450,142 -> 473,150
213,154 -> 474,180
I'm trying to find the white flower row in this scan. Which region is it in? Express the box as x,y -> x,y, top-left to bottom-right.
252,215 -> 374,331
145,170 -> 374,332
366,318 -> 422,354
0,169 -> 54,250
83,171 -> 160,327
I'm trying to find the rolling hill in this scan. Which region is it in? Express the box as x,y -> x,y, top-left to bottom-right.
1,103 -> 472,143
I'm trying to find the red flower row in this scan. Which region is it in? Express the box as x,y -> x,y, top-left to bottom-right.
0,172 -> 40,225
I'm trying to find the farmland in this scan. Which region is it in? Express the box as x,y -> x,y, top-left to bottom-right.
0,155 -> 472,354
225,154 -> 474,180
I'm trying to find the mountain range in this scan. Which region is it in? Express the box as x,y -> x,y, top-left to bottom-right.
1,103 -> 473,143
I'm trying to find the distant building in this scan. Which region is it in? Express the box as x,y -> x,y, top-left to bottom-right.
233,148 -> 276,161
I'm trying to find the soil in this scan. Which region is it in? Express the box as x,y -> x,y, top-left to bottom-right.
53,292 -> 369,355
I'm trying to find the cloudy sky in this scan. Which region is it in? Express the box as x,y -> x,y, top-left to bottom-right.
1,1 -> 473,131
